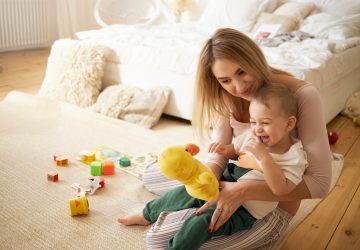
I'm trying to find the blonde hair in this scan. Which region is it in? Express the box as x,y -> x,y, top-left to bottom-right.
192,28 -> 292,138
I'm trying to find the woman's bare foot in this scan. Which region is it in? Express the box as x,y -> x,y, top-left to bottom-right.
117,213 -> 150,226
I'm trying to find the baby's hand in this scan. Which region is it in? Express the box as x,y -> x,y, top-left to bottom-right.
242,136 -> 268,160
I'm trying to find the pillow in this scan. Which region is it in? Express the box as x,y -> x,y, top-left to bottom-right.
300,13 -> 360,40
251,13 -> 299,35
90,85 -> 171,128
273,1 -> 315,20
278,0 -> 360,17
38,39 -> 110,107
200,0 -> 277,32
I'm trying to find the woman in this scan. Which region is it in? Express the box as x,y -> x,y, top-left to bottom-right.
143,28 -> 331,249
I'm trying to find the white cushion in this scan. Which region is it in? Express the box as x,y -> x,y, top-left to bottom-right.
199,0 -> 277,32
278,0 -> 360,17
273,1 -> 315,20
300,13 -> 360,40
252,13 -> 299,34
38,39 -> 110,107
90,85 -> 171,128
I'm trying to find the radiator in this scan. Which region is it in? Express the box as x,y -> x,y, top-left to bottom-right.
0,0 -> 52,52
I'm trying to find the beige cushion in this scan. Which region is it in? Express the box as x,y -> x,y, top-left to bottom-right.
252,13 -> 299,34
274,1 -> 315,20
38,39 -> 111,107
90,85 -> 171,128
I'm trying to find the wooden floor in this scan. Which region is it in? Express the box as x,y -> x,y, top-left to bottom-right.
0,49 -> 359,249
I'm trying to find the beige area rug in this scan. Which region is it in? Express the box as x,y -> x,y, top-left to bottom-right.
0,92 -> 344,250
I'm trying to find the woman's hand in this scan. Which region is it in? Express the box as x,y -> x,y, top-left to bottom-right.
195,181 -> 245,233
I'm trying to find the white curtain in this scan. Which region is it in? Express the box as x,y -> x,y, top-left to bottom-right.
56,0 -> 100,38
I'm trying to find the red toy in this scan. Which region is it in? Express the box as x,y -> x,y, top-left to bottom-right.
47,173 -> 58,182
328,131 -> 339,144
185,144 -> 200,156
102,161 -> 115,175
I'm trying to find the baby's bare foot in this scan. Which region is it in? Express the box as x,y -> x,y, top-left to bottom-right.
117,213 -> 150,226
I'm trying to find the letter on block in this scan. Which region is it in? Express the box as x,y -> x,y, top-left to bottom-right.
90,161 -> 102,176
69,196 -> 89,216
102,161 -> 115,175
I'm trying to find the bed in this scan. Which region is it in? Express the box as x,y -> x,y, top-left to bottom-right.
74,0 -> 360,123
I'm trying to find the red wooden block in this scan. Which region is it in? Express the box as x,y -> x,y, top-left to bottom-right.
47,173 -> 58,182
102,161 -> 115,175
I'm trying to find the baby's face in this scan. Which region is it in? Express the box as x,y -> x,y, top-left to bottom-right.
249,99 -> 291,148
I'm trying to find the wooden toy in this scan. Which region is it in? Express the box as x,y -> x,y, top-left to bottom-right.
56,156 -> 68,166
119,157 -> 131,167
89,176 -> 105,188
78,150 -> 96,163
84,152 -> 96,162
90,161 -> 102,176
102,161 -> 115,175
47,173 -> 58,182
69,196 -> 89,216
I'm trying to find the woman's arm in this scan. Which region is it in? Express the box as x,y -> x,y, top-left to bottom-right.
205,116 -> 234,178
295,84 -> 332,198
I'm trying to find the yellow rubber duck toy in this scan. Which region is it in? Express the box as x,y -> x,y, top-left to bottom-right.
158,144 -> 219,201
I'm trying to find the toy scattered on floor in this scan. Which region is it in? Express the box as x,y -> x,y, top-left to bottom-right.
102,161 -> 115,175
78,150 -> 96,164
54,155 -> 68,166
90,161 -> 102,176
47,173 -> 58,182
71,176 -> 104,196
328,131 -> 339,144
89,176 -> 105,188
77,146 -> 157,179
69,195 -> 89,216
119,157 -> 131,167
158,145 -> 219,201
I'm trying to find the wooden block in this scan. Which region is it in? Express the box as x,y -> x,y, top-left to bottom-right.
69,196 -> 89,216
56,156 -> 68,166
47,173 -> 58,182
90,161 -> 102,176
102,161 -> 115,175
119,157 -> 131,167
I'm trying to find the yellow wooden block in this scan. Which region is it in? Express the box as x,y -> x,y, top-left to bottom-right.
56,156 -> 68,166
69,196 -> 89,216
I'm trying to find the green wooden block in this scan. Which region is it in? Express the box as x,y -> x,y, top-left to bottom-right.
119,157 -> 131,167
90,161 -> 102,176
